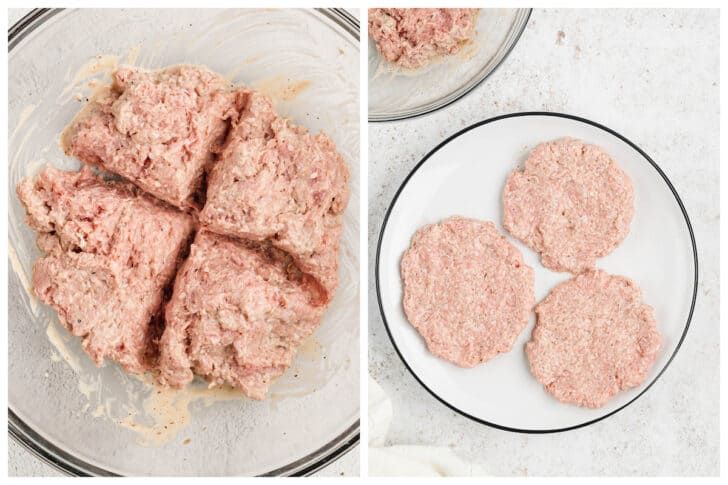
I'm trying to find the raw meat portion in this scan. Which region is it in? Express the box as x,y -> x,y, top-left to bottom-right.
401,216 -> 535,367
17,166 -> 194,373
62,65 -> 236,209
503,138 -> 634,274
21,64 -> 351,398
158,231 -> 325,399
368,8 -> 479,69
200,89 -> 350,301
526,270 -> 661,408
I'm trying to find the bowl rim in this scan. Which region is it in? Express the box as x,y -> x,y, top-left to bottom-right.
368,8 -> 533,123
7,7 -> 360,477
375,111 -> 699,433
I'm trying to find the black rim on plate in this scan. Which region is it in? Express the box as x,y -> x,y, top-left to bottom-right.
375,111 -> 699,433
369,8 -> 532,123
8,7 -> 359,476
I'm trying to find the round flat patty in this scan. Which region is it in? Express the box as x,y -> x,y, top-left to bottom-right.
503,138 -> 634,274
401,216 -> 534,367
526,270 -> 661,408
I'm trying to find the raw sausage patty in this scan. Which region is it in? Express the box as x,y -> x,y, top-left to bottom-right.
526,270 -> 661,408
502,138 -> 634,274
368,8 -> 479,69
401,216 -> 534,367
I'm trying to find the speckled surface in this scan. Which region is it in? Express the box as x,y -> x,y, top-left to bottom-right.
368,8 -> 719,476
7,7 -> 359,477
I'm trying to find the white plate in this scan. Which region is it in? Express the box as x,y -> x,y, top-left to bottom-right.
376,113 -> 697,432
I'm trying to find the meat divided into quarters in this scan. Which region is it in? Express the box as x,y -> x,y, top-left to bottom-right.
19,65 -> 350,400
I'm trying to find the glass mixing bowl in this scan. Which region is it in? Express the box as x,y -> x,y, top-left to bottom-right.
368,8 -> 531,122
9,8 -> 359,476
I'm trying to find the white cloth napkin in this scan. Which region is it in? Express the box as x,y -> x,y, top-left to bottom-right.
368,376 -> 488,477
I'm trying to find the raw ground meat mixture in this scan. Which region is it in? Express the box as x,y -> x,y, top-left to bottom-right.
17,166 -> 194,374
200,89 -> 350,302
401,216 -> 534,367
18,64 -> 349,400
368,8 -> 479,69
158,231 -> 325,400
526,270 -> 661,408
502,138 -> 634,274
62,65 -> 235,209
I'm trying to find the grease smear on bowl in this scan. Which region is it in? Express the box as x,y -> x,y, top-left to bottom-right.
253,75 -> 312,101
43,311 -> 332,446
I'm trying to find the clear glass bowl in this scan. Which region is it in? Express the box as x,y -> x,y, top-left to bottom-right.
368,8 -> 531,122
9,8 -> 359,476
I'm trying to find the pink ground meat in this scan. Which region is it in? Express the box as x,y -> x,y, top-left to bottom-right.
503,138 -> 634,274
368,8 -> 479,69
526,270 -> 661,408
401,216 -> 535,367
200,89 -> 350,302
17,166 -> 194,373
62,65 -> 236,209
21,64 -> 350,400
158,231 -> 325,400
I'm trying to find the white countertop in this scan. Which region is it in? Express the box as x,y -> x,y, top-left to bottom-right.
368,8 -> 719,476
7,7 -> 359,477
